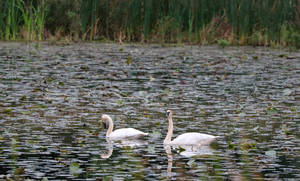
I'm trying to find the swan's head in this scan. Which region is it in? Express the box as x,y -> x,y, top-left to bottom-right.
101,114 -> 111,121
166,110 -> 173,118
101,114 -> 110,129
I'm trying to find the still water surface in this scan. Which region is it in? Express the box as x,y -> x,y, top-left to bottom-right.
0,43 -> 299,180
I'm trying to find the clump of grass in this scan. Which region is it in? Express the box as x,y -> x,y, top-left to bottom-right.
19,0 -> 47,41
217,39 -> 230,48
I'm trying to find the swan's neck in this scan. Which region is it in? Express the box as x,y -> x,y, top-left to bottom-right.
106,117 -> 114,137
164,116 -> 173,144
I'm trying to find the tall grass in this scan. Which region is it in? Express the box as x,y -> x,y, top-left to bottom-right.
0,0 -> 298,47
35,1 -> 47,41
0,0 -> 47,41
20,1 -> 33,40
19,0 -> 47,40
80,0 -> 101,40
2,0 -> 23,40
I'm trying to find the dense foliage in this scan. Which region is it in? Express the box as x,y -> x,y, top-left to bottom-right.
0,0 -> 299,47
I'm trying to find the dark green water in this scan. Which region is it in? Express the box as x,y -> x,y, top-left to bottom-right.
0,43 -> 299,180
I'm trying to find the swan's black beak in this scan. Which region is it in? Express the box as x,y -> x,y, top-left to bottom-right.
166,111 -> 170,117
102,121 -> 108,129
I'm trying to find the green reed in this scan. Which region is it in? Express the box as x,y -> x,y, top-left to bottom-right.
0,0 -> 47,41
35,2 -> 47,41
80,0 -> 101,40
1,0 -> 22,40
20,2 -> 33,40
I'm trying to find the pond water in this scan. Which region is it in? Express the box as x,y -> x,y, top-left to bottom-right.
0,43 -> 299,180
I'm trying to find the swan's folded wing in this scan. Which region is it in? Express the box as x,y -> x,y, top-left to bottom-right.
170,132 -> 217,145
109,128 -> 148,140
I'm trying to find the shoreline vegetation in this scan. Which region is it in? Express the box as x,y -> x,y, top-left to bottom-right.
0,0 -> 299,48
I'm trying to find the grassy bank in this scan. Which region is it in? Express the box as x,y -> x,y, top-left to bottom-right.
0,0 -> 299,48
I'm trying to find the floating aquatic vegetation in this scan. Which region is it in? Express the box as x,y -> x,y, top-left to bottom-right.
0,43 -> 299,180
240,140 -> 257,151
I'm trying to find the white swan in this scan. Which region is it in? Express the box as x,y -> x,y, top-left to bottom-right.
101,114 -> 148,140
164,110 -> 219,146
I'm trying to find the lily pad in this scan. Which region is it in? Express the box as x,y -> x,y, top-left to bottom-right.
265,150 -> 276,158
240,141 -> 256,150
3,109 -> 12,114
187,159 -> 197,168
278,54 -> 287,58
126,57 -> 132,65
69,162 -> 82,176
283,89 -> 293,96
267,106 -> 278,115
150,130 -> 161,138
14,167 -> 25,175
118,100 -> 123,105
147,145 -> 156,154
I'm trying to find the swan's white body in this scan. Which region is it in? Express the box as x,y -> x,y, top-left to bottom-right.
164,110 -> 218,146
169,132 -> 217,145
101,114 -> 148,140
108,128 -> 148,140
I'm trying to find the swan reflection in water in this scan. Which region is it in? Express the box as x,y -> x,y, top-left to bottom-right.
164,144 -> 216,177
101,138 -> 148,159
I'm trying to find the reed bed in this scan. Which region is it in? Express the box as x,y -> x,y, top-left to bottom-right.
0,0 -> 299,47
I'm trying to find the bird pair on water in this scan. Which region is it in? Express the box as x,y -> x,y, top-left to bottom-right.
101,110 -> 219,146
